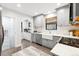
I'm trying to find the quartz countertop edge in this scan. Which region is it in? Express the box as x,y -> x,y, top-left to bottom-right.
33,33 -> 79,39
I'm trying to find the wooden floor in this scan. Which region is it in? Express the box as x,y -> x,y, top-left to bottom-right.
1,46 -> 21,56
1,39 -> 53,56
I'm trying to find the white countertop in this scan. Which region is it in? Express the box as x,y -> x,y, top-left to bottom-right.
53,34 -> 79,39
36,33 -> 79,39
50,43 -> 79,56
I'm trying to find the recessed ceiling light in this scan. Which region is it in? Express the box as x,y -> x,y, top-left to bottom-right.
57,3 -> 61,6
17,4 -> 21,7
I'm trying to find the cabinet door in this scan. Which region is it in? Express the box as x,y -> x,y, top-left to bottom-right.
57,5 -> 70,26
31,34 -> 36,42
48,40 -> 55,48
42,36 -> 61,48
42,38 -> 55,48
36,34 -> 42,44
76,3 -> 79,16
34,15 -> 44,33
42,38 -> 49,48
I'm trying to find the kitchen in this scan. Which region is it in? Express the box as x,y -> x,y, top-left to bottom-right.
0,3 -> 79,56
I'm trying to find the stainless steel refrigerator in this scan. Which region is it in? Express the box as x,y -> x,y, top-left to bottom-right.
0,11 -> 4,56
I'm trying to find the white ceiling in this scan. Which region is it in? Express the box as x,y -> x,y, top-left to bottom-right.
0,3 -> 67,16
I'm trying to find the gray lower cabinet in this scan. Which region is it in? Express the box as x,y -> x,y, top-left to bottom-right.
42,38 -> 54,48
36,34 -> 42,44
32,33 -> 42,45
42,38 -> 49,48
32,33 -> 61,49
51,36 -> 61,48
42,36 -> 61,49
31,33 -> 36,42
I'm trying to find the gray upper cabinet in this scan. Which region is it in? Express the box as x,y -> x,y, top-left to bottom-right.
56,5 -> 70,26
33,15 -> 44,33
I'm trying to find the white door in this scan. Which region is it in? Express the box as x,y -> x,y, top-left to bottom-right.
2,16 -> 15,51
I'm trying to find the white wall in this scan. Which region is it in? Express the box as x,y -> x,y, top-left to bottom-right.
2,7 -> 33,47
